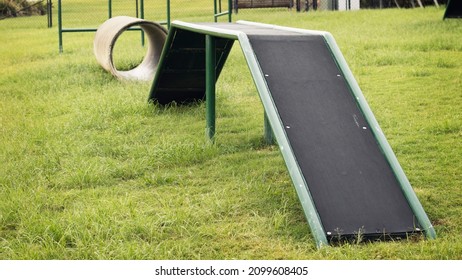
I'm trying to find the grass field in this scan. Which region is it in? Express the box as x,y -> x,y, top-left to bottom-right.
1,4 -> 462,259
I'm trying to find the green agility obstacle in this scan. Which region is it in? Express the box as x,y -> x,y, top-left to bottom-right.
148,21 -> 436,248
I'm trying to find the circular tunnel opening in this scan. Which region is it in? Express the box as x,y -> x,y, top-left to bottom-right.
94,16 -> 168,81
112,31 -> 146,72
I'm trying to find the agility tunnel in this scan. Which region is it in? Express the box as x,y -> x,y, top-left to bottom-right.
93,16 -> 168,81
148,21 -> 436,247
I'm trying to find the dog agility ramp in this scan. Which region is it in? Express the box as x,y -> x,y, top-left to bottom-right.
148,21 -> 436,247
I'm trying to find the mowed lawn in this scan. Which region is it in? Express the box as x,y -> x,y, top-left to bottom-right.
1,5 -> 461,259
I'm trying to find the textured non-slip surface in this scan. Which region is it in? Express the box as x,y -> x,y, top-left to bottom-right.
248,34 -> 419,238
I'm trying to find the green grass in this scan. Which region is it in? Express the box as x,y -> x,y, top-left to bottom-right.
1,4 -> 462,259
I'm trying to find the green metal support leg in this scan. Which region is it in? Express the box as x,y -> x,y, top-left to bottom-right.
58,0 -> 63,52
206,35 -> 216,143
264,113 -> 275,145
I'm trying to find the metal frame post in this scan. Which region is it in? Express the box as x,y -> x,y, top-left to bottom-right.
140,0 -> 145,46
166,0 -> 171,29
228,0 -> 232,22
57,0 -> 151,53
214,0 -> 233,22
107,0 -> 112,18
58,0 -> 63,52
206,35 -> 217,142
136,0 -> 139,17
47,0 -> 53,28
108,0 -> 112,18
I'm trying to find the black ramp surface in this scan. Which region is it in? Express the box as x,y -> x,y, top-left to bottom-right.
248,34 -> 419,238
444,0 -> 462,19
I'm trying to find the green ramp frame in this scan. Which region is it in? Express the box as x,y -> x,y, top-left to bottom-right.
149,20 -> 436,248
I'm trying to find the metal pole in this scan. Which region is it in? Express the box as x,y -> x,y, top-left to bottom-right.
206,35 -> 217,143
228,0 -> 232,22
140,0 -> 145,46
58,0 -> 63,52
167,0 -> 171,29
136,0 -> 139,18
108,0 -> 112,18
214,0 -> 218,22
47,0 -> 52,28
